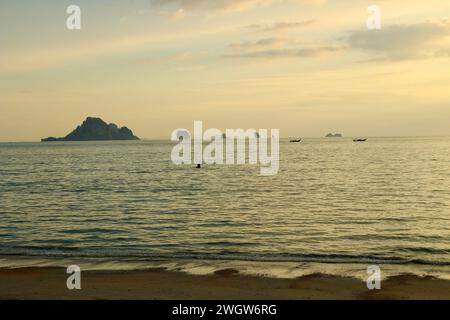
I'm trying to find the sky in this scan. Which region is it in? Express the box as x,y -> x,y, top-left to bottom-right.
1,0 -> 450,141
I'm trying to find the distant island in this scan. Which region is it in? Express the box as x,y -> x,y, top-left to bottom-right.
325,133 -> 343,138
41,117 -> 140,142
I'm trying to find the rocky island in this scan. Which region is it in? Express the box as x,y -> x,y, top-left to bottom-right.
41,117 -> 140,142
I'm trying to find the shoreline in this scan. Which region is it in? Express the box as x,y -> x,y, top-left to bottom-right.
1,266 -> 450,300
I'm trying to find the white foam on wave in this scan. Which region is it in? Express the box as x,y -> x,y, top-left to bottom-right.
1,256 -> 449,280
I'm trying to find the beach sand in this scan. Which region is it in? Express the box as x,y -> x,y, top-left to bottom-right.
0,267 -> 449,300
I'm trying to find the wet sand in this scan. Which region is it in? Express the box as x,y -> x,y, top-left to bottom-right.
0,267 -> 449,300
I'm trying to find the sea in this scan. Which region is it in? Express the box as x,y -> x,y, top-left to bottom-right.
0,137 -> 449,280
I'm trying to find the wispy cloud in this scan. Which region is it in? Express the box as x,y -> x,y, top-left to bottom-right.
229,37 -> 287,50
227,33 -> 343,59
347,21 -> 450,61
224,45 -> 344,59
151,0 -> 273,12
151,0 -> 325,13
0,35 -> 164,74
244,20 -> 316,32
0,27 -> 223,74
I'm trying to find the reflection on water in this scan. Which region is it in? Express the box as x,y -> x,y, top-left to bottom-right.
0,137 -> 449,275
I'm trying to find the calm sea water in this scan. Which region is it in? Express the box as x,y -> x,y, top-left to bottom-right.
1,137 -> 450,277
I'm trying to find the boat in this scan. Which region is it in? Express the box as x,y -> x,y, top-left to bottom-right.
290,139 -> 302,143
353,138 -> 367,142
326,133 -> 343,138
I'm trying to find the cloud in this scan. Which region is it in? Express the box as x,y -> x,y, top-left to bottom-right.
347,21 -> 450,61
227,34 -> 343,59
229,37 -> 287,50
172,8 -> 186,20
0,30 -> 215,75
151,0 -> 273,12
244,20 -> 316,32
224,45 -> 344,59
151,0 -> 325,13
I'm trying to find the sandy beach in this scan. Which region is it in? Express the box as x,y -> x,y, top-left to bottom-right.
0,267 -> 449,300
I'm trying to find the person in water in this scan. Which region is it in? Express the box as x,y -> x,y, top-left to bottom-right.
196,164 -> 201,168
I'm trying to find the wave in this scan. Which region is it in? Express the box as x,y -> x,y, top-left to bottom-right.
1,255 -> 450,281
1,247 -> 449,267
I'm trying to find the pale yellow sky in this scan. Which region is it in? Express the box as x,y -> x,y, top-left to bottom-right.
1,0 -> 450,141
